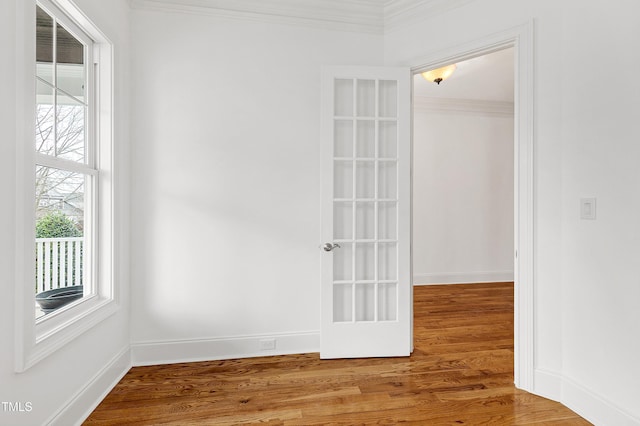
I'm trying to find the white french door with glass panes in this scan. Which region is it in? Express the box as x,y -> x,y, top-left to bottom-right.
320,67 -> 411,358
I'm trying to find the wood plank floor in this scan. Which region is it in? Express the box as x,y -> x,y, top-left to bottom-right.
85,283 -> 590,425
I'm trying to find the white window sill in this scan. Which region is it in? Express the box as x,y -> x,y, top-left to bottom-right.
18,297 -> 119,372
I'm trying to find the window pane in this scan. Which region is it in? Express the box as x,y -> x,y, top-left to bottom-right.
378,80 -> 397,118
36,80 -> 55,155
356,79 -> 375,117
356,120 -> 375,158
333,243 -> 352,281
333,284 -> 353,323
355,243 -> 375,281
334,120 -> 353,158
334,201 -> 353,240
378,161 -> 397,199
378,242 -> 397,281
355,284 -> 375,321
56,23 -> 85,101
379,121 -> 397,159
36,6 -> 54,85
355,202 -> 374,240
35,166 -> 87,317
378,201 -> 397,240
355,161 -> 374,199
334,79 -> 353,117
56,90 -> 85,162
378,283 -> 397,321
334,160 -> 353,199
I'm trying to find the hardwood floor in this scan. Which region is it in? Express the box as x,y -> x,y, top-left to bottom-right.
85,283 -> 590,425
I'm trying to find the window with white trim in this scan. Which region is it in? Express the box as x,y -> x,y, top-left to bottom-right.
35,2 -> 95,318
16,0 -> 116,371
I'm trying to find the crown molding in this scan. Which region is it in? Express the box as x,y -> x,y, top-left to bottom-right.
130,0 -> 385,34
384,0 -> 476,33
414,96 -> 514,117
129,0 -> 479,34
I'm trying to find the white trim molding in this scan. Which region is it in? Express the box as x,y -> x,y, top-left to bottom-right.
534,368 -> 640,425
130,0 -> 384,34
131,331 -> 320,367
414,270 -> 514,285
562,376 -> 640,426
407,20 -> 535,392
128,0 -> 479,35
413,96 -> 514,117
384,0 -> 476,34
46,347 -> 131,426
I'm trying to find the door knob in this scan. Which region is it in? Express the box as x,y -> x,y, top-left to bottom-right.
323,243 -> 341,252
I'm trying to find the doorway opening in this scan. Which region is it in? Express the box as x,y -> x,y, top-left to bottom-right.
412,48 -> 515,286
411,46 -> 519,378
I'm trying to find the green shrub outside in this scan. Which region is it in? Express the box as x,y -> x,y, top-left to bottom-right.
36,212 -> 81,238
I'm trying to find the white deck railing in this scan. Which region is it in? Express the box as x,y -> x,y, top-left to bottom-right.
35,237 -> 83,293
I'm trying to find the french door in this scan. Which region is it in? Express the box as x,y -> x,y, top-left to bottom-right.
320,66 -> 411,358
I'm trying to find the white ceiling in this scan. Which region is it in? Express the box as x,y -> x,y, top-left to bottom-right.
413,47 -> 514,102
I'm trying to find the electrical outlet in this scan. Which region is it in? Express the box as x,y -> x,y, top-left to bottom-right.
259,338 -> 276,351
580,198 -> 596,220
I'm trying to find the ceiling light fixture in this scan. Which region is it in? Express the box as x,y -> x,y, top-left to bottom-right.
421,64 -> 457,85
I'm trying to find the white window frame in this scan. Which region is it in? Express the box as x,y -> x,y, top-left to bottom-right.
15,0 -> 117,372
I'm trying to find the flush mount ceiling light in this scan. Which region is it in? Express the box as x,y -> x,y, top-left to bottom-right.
421,64 -> 457,85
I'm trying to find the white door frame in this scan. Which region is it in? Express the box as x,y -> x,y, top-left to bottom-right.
406,21 -> 535,392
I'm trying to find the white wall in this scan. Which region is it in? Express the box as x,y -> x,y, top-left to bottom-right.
412,104 -> 514,285
0,1 -> 131,424
559,1 -> 640,422
129,8 -> 384,363
386,0 -> 640,423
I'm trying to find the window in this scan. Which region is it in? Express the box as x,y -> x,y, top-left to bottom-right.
35,3 -> 95,318
15,0 -> 116,371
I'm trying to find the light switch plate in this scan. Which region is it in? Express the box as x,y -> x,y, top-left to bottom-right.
580,198 -> 596,220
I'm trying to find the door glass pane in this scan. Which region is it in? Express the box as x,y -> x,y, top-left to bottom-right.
36,80 -> 55,155
334,202 -> 353,240
333,243 -> 352,281
378,283 -> 397,321
355,161 -> 375,199
379,121 -> 397,159
378,80 -> 397,118
335,79 -> 353,117
378,242 -> 397,281
356,120 -> 375,158
378,161 -> 397,199
35,166 -> 86,318
355,284 -> 375,321
378,202 -> 397,240
334,120 -> 353,158
334,160 -> 353,199
56,90 -> 85,162
355,202 -> 374,240
355,243 -> 375,281
356,79 -> 375,117
333,284 -> 353,322
36,6 -> 54,85
56,23 -> 85,102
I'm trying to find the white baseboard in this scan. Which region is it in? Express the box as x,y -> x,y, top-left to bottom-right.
131,331 -> 320,367
533,368 -> 640,425
562,375 -> 640,426
413,270 -> 514,285
47,346 -> 131,426
534,368 -> 562,402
